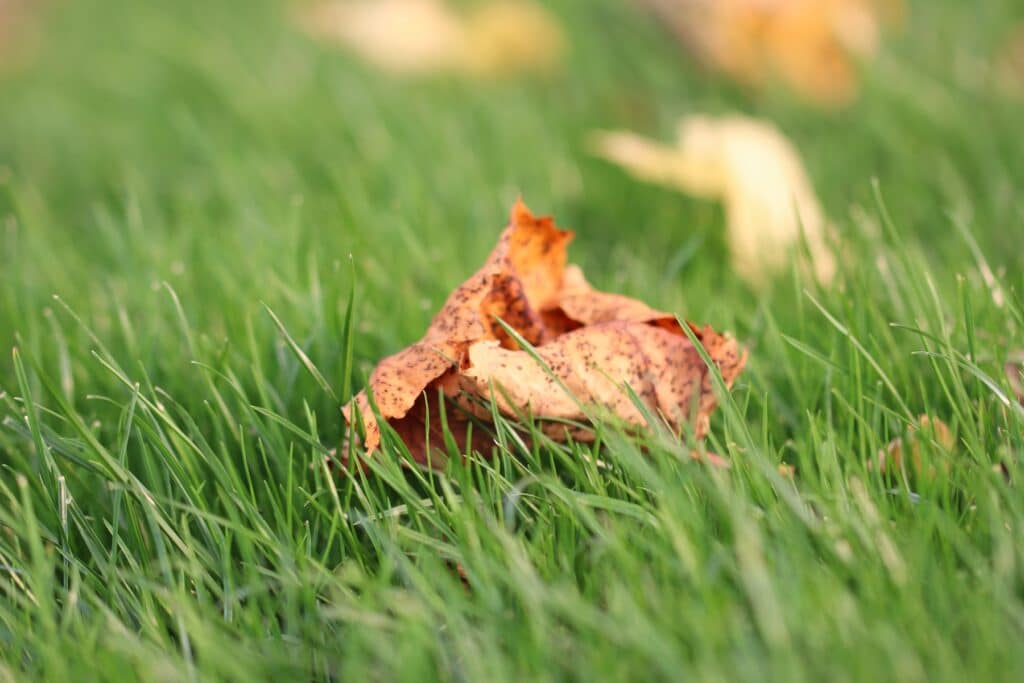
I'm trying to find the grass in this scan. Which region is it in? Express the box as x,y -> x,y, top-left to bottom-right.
1,0 -> 1023,679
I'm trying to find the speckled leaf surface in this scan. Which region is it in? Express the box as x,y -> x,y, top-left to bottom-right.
341,200 -> 746,467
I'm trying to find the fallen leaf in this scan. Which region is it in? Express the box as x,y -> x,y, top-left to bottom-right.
634,0 -> 902,107
591,115 -> 836,285
341,200 -> 746,468
299,0 -> 563,77
458,320 -> 742,439
871,415 -> 955,480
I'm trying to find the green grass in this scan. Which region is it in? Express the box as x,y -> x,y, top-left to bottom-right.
2,0 -> 1024,679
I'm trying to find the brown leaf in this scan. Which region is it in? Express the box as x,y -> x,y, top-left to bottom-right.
460,320 -> 744,439
341,200 -> 746,469
342,199 -> 572,458
635,0 -> 902,108
558,265 -> 678,328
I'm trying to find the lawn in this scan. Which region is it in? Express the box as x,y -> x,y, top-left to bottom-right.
1,0 -> 1023,680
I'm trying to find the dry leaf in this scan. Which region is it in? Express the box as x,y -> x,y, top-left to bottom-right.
299,0 -> 563,77
635,0 -> 902,107
341,199 -> 746,468
591,114 -> 836,285
459,320 -> 740,437
872,415 -> 955,480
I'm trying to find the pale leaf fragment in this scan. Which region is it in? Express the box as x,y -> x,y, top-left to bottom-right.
592,115 -> 836,285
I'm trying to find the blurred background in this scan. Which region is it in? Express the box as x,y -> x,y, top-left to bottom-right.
1,0 -> 1023,427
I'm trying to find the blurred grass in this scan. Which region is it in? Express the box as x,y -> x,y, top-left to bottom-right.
1,0 -> 1023,680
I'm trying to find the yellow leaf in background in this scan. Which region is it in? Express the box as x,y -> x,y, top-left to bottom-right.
298,0 -> 464,74
459,1 -> 564,77
299,0 -> 563,78
635,0 -> 903,107
591,115 -> 836,285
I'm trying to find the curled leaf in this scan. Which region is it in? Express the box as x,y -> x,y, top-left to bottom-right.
343,200 -> 572,458
592,115 -> 836,285
635,0 -> 902,107
342,200 -> 746,468
299,0 -> 563,77
459,320 -> 744,439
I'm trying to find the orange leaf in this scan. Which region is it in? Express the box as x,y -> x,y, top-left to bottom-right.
460,321 -> 744,440
341,200 -> 745,469
635,0 -> 902,108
